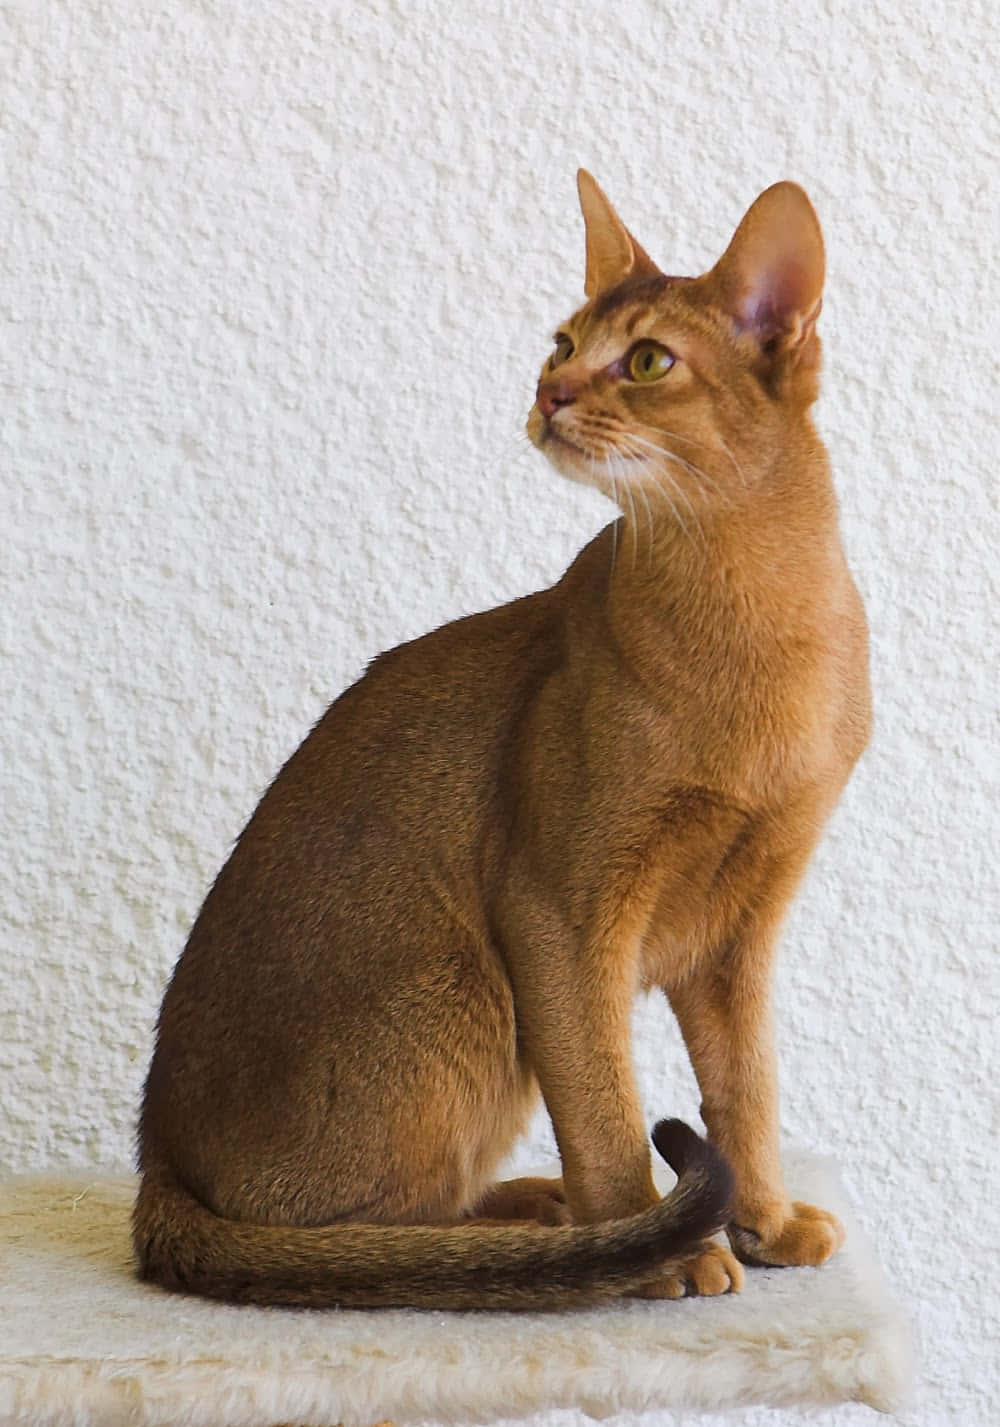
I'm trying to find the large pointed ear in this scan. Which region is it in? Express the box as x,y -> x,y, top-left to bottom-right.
577,169 -> 661,298
708,182 -> 825,352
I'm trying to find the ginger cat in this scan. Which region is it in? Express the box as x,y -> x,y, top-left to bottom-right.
133,171 -> 870,1309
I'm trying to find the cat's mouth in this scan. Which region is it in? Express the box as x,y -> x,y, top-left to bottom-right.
544,426 -> 588,456
528,406 -> 589,459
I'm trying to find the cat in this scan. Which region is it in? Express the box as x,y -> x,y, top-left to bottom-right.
132,170 -> 870,1309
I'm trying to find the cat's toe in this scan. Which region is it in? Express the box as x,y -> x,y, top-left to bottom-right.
635,1240 -> 744,1299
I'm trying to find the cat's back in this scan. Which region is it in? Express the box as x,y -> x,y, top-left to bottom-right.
166,577 -> 569,979
279,579 -> 565,826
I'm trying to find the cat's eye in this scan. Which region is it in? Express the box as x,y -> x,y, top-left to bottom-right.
627,341 -> 675,382
550,334 -> 574,369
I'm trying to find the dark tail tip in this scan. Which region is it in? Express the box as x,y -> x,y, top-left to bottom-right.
651,1117 -> 707,1174
652,1117 -> 735,1222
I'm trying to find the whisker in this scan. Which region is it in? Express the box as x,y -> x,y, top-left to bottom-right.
620,449 -> 655,569
624,443 -> 705,551
635,418 -> 729,458
475,430 -> 539,485
624,431 -> 728,502
639,480 -> 655,572
608,462 -> 620,572
589,451 -> 620,574
716,434 -> 748,488
623,463 -> 639,574
649,466 -> 704,550
614,434 -> 699,519
531,411 -> 723,561
555,412 -> 743,497
576,427 -> 709,553
615,451 -> 638,571
633,421 -> 742,495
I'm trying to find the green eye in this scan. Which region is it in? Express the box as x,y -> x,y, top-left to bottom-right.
628,341 -> 675,382
550,334 -> 574,369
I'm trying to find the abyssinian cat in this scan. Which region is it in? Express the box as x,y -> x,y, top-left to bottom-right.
133,171 -> 871,1309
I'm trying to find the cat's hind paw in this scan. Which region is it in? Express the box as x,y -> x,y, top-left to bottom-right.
472,1176 -> 572,1226
634,1239 -> 744,1299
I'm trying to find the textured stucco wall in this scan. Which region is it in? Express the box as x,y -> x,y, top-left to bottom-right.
3,2 -> 997,1424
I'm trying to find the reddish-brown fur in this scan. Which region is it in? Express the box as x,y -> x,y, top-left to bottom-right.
133,171 -> 870,1308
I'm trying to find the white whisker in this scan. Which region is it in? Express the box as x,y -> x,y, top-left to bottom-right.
614,435 -> 703,541
625,431 -> 728,503
634,421 -> 742,497
716,435 -> 748,488
657,465 -> 704,550
628,444 -> 705,550
608,463 -> 620,572
533,409 -> 728,561
623,464 -> 639,574
637,477 -> 654,570
477,430 -> 539,485
615,451 -> 637,572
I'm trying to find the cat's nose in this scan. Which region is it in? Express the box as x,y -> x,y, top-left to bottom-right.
536,379 -> 578,419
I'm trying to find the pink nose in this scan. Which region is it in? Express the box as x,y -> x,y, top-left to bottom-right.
536,379 -> 578,419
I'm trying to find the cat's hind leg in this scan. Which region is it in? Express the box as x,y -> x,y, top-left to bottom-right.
471,1176 -> 571,1226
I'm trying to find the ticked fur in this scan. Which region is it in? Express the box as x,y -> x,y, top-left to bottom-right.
133,172 -> 870,1308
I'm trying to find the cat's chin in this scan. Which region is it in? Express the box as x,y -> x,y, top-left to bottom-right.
537,437 -> 594,489
526,408 -> 600,490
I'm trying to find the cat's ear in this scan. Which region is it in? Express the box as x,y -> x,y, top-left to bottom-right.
708,182 -> 825,353
577,169 -> 661,298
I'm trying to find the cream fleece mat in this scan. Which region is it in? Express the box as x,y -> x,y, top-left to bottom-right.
0,1153 -> 909,1426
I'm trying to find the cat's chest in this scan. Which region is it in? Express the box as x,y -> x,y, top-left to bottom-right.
642,631 -> 847,809
634,794 -> 812,989
605,548 -> 868,798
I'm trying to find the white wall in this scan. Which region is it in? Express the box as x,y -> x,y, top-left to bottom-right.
3,2 -> 997,1424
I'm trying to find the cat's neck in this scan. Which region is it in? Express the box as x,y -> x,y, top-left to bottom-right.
564,429 -> 848,683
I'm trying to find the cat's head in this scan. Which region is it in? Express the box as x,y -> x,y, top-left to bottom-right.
527,172 -> 826,513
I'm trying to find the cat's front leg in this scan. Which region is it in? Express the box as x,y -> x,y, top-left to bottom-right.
667,931 -> 844,1269
498,894 -> 663,1226
498,897 -> 741,1297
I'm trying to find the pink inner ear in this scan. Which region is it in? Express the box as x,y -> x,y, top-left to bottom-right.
714,183 -> 825,345
736,260 -> 810,338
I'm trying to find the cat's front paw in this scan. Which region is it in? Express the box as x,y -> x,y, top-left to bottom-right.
728,1200 -> 844,1267
633,1239 -> 744,1299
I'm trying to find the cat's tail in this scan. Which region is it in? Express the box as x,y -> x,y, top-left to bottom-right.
132,1119 -> 733,1310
